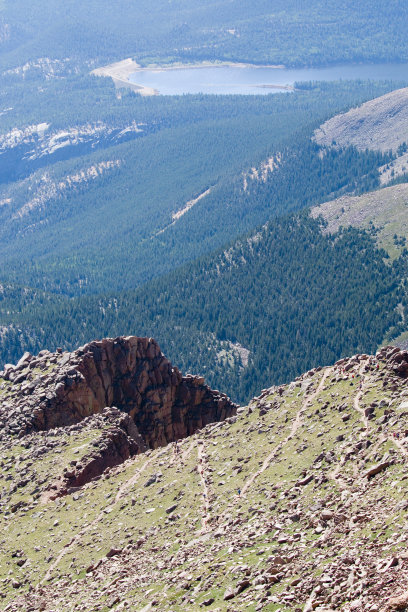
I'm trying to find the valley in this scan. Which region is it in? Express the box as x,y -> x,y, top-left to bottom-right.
0,81 -> 394,296
2,3 -> 408,610
2,77 -> 408,404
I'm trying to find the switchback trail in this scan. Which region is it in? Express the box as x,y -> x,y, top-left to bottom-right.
197,440 -> 211,532
392,436 -> 408,458
169,438 -> 195,467
239,367 -> 331,498
353,366 -> 369,429
41,449 -> 166,585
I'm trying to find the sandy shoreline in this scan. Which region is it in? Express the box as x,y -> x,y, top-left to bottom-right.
91,58 -> 159,96
91,58 -> 291,96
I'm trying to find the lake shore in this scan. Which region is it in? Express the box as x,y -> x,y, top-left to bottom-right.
91,58 -> 287,96
134,60 -> 286,72
91,58 -> 159,96
91,58 -> 408,97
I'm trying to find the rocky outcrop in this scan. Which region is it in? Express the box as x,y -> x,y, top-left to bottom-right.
0,336 -> 237,448
379,346 -> 408,377
3,345 -> 408,611
43,408 -> 146,500
384,591 -> 408,611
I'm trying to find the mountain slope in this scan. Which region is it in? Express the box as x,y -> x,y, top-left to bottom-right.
1,211 -> 404,404
314,87 -> 408,185
311,183 -> 408,260
1,341 -> 408,610
2,0 -> 408,69
314,87 -> 408,153
0,81 -> 395,295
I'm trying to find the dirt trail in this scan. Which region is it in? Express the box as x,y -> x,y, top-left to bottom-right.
181,439 -> 195,462
392,437 -> 408,458
240,368 -> 331,497
169,438 -> 195,467
328,457 -> 348,488
352,360 -> 370,429
197,441 -> 211,531
41,450 -> 165,584
353,388 -> 368,429
328,361 -> 369,487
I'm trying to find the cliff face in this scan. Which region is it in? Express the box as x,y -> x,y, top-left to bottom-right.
0,336 -> 237,447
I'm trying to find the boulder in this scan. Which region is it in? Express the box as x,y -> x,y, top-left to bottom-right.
364,461 -> 390,479
383,592 -> 408,611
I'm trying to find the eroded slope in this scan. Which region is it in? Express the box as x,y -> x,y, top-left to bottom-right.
1,347 -> 408,610
314,88 -> 408,153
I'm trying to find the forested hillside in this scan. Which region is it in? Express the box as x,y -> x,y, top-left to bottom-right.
2,2 -> 408,405
0,81 -> 397,294
1,78 -> 407,401
1,0 -> 408,68
4,6 -> 408,610
1,212 -> 406,403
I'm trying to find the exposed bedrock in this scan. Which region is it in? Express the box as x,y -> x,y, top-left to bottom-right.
43,408 -> 146,500
0,336 -> 237,448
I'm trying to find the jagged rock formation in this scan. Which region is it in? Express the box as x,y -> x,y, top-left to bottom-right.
0,336 -> 236,446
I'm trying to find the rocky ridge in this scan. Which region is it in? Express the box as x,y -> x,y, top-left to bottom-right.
0,336 -> 235,443
314,87 -> 408,185
10,161 -> 122,221
1,344 -> 408,610
0,120 -> 142,160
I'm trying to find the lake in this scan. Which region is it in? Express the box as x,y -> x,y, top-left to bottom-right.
129,62 -> 408,95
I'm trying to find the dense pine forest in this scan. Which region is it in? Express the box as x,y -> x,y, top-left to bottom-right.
1,78 -> 408,401
2,1 -> 408,403
1,212 -> 406,403
0,81 -> 399,294
1,0 -> 408,68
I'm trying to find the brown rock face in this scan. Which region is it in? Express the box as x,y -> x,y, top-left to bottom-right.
0,336 -> 237,449
43,407 -> 146,500
383,347 -> 408,376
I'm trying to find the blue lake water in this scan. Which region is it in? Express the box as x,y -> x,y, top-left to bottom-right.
129,63 -> 408,95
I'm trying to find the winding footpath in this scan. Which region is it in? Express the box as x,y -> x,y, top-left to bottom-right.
197,441 -> 211,532
240,368 -> 331,498
41,449 -> 166,585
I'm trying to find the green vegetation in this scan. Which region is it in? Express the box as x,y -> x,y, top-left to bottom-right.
312,183 -> 408,261
1,78 -> 407,403
1,359 -> 408,609
1,0 -> 408,69
2,3 -> 408,608
0,81 -> 398,295
1,213 -> 405,404
1,1 -> 408,408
